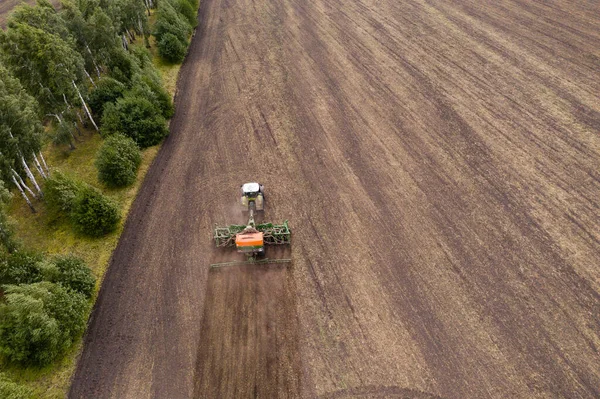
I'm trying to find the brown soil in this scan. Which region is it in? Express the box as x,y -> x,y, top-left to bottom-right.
70,0 -> 600,398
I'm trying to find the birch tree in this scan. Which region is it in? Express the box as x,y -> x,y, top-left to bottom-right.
0,65 -> 44,210
0,22 -> 99,131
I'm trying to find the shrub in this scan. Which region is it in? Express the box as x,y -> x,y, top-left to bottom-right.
44,255 -> 96,299
88,77 -> 126,120
71,186 -> 120,237
154,1 -> 191,46
0,251 -> 44,285
106,46 -> 138,85
0,282 -> 89,366
44,172 -> 83,216
171,0 -> 197,27
95,134 -> 142,187
101,96 -> 168,148
128,74 -> 174,119
158,33 -> 187,64
0,373 -> 32,399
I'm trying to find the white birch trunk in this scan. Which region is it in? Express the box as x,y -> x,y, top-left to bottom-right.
86,44 -> 102,77
72,81 -> 99,131
84,69 -> 96,87
21,156 -> 43,197
122,34 -> 129,50
39,151 -> 50,176
12,169 -> 36,199
33,153 -> 47,179
39,151 -> 50,175
12,175 -> 36,213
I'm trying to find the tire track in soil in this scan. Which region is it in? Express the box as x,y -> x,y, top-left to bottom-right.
193,265 -> 301,398
70,0 -> 600,398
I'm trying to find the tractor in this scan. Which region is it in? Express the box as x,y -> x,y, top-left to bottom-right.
240,182 -> 264,213
212,183 -> 291,267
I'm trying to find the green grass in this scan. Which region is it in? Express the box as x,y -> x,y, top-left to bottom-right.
1,36 -> 183,399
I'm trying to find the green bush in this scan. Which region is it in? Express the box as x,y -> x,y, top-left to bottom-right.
128,73 -> 174,119
101,96 -> 168,148
0,373 -> 32,399
106,46 -> 138,85
154,1 -> 191,46
158,33 -> 187,64
88,77 -> 126,120
0,282 -> 89,366
171,0 -> 197,27
95,134 -> 142,187
70,186 -> 120,237
0,251 -> 44,285
44,172 -> 83,216
44,255 -> 96,299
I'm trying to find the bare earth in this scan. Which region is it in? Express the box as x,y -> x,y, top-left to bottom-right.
69,0 -> 600,398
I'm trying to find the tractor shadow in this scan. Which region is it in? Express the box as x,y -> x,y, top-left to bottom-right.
193,262 -> 301,398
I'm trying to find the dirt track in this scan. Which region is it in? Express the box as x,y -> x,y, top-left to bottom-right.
70,0 -> 600,398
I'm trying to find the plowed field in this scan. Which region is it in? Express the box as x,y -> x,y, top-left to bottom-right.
70,0 -> 600,398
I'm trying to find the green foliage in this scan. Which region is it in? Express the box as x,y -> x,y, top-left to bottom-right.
154,0 -> 191,47
71,186 -> 121,237
8,0 -> 71,41
106,0 -> 149,36
106,46 -> 138,85
0,181 -> 18,254
0,21 -> 85,115
0,282 -> 89,366
45,172 -> 120,236
0,251 -> 44,286
95,134 -> 141,187
44,172 -> 84,216
88,77 -> 126,120
129,73 -> 174,118
101,96 -> 168,148
0,373 -> 32,399
44,255 -> 96,299
170,0 -> 197,27
158,33 -> 187,64
0,65 -> 44,184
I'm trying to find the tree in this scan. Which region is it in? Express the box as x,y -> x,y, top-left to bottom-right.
101,95 -> 168,148
106,46 -> 139,85
0,282 -> 89,365
61,1 -> 120,79
153,0 -> 191,46
8,0 -> 71,41
71,186 -> 120,236
0,251 -> 44,286
43,255 -> 96,298
106,0 -> 149,46
129,72 -> 174,118
0,181 -> 18,253
95,134 -> 141,187
158,33 -> 186,63
0,21 -> 98,130
168,0 -> 197,27
88,77 -> 126,120
44,171 -> 84,216
0,65 -> 45,208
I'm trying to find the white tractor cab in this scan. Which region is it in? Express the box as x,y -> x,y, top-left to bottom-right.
240,182 -> 264,212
